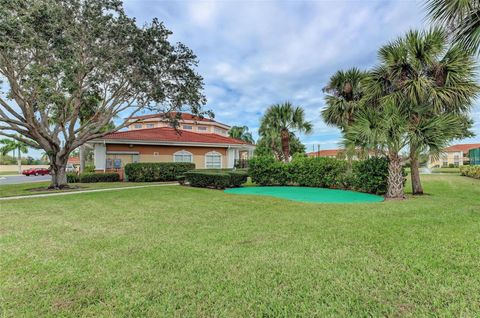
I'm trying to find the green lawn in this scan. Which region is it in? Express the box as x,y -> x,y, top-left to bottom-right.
0,181 -> 163,198
1,175 -> 479,317
0,171 -> 19,176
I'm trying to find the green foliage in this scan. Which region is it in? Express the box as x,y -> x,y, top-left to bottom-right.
460,166 -> 480,179
290,156 -> 348,188
249,156 -> 394,194
79,173 -> 120,183
184,170 -> 248,189
124,162 -> 195,182
84,165 -> 95,173
66,173 -> 80,183
351,157 -> 391,194
228,126 -> 254,143
254,134 -> 306,160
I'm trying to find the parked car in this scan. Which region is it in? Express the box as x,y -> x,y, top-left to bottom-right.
66,163 -> 77,173
22,168 -> 51,176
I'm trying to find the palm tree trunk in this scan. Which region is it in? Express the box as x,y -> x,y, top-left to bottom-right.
280,130 -> 290,162
410,147 -> 423,195
386,152 -> 405,199
17,146 -> 21,173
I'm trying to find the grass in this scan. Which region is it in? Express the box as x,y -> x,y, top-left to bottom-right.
0,181 -> 164,198
0,171 -> 19,176
1,175 -> 479,316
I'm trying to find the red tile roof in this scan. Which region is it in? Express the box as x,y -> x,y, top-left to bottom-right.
102,127 -> 249,145
307,149 -> 341,157
130,112 -> 218,123
444,143 -> 480,153
68,156 -> 80,164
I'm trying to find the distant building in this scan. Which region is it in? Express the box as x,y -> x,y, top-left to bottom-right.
307,149 -> 344,158
427,143 -> 480,168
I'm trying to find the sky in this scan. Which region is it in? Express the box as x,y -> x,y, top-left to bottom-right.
4,0 -> 480,158
122,0 -> 480,152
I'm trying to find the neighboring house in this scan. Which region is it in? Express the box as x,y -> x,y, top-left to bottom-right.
427,143 -> 480,168
89,113 -> 255,176
307,149 -> 343,158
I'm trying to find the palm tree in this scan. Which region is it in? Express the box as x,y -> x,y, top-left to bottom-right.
426,0 -> 480,55
228,125 -> 255,143
321,68 -> 368,131
0,138 -> 29,173
376,28 -> 479,194
259,102 -> 312,162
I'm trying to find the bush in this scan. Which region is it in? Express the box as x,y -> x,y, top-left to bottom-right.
84,165 -> 95,173
248,155 -> 395,194
290,156 -> 348,188
248,156 -> 292,186
460,166 -> 480,179
124,162 -> 195,182
67,173 -> 79,183
351,157 -> 389,194
184,170 -> 248,189
79,172 -> 120,183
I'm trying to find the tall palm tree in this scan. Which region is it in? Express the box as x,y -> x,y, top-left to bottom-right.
376,28 -> 479,194
0,138 -> 29,173
228,125 -> 255,143
321,68 -> 368,131
259,102 -> 312,162
426,0 -> 480,55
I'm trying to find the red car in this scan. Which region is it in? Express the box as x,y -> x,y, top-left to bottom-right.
22,168 -> 51,176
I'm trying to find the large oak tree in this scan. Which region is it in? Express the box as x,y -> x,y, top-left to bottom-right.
0,0 -> 206,188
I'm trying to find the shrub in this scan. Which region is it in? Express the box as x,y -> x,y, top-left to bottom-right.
176,175 -> 186,185
184,170 -> 248,189
84,165 -> 95,173
248,156 -> 292,186
460,166 -> 480,179
351,157 -> 389,194
290,156 -> 348,188
124,162 -> 195,182
67,173 -> 79,183
184,171 -> 231,189
79,172 -> 120,183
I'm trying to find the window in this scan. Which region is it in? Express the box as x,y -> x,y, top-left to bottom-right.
174,150 -> 193,163
205,151 -> 222,168
134,124 -> 142,129
197,126 -> 208,131
146,123 -> 155,128
183,125 -> 193,130
214,127 -> 226,135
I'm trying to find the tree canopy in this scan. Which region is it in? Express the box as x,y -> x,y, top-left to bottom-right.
0,0 -> 207,187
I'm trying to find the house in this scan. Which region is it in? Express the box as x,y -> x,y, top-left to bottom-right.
307,149 -> 343,158
427,143 -> 480,168
89,113 -> 255,176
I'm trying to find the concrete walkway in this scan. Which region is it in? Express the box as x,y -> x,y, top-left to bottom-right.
0,183 -> 178,201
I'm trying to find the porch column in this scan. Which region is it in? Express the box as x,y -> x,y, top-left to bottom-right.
227,148 -> 236,168
94,143 -> 106,171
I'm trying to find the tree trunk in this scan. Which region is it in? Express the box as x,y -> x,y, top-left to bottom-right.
409,148 -> 423,195
386,153 -> 405,199
280,130 -> 290,162
17,147 -> 21,174
49,156 -> 69,189
79,144 -> 86,173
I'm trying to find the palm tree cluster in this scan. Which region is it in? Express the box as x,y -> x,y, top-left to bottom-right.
228,126 -> 255,144
0,137 -> 30,173
259,102 -> 312,162
322,28 -> 479,199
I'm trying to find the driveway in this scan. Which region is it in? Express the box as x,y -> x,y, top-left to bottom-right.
0,175 -> 51,185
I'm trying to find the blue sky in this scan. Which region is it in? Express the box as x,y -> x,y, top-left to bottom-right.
7,0 -> 480,158
122,0 -> 480,152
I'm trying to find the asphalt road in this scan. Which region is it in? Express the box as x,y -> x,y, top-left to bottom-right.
0,175 -> 51,185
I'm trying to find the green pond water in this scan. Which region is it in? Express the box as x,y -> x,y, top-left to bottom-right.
224,186 -> 384,203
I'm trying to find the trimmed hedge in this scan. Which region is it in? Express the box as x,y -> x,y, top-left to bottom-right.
184,170 -> 248,189
460,165 -> 480,179
124,162 -> 195,182
79,173 -> 120,183
66,172 -> 120,183
249,156 -> 393,194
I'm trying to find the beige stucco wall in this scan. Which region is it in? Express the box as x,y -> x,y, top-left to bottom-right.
428,151 -> 465,168
105,144 -> 228,169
